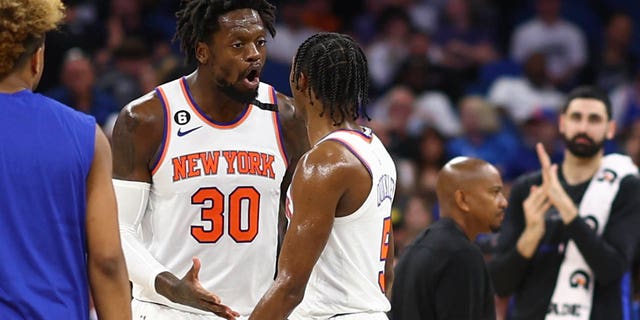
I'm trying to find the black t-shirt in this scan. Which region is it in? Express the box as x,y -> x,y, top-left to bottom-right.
488,166 -> 640,320
391,218 -> 496,320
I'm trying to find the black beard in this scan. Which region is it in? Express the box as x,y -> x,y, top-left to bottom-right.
218,81 -> 258,105
563,133 -> 604,158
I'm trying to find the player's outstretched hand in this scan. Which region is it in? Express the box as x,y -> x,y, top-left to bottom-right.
159,257 -> 240,319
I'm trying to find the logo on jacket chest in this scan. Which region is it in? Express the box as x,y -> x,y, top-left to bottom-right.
171,150 -> 277,181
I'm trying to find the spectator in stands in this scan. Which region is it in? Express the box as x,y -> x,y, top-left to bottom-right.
267,2 -> 318,65
97,37 -> 155,108
610,68 -> 640,134
392,31 -> 452,97
367,7 -> 412,92
488,51 -> 565,125
394,192 -> 435,258
434,0 -> 499,72
446,96 -> 520,176
595,13 -> 636,92
510,0 -> 587,89
415,126 -> 449,196
39,0 -> 105,92
371,86 -> 420,160
506,109 -> 564,180
45,48 -> 119,128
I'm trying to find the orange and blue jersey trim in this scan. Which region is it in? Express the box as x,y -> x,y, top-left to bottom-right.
333,128 -> 374,143
324,135 -> 373,178
151,87 -> 171,175
179,77 -> 252,129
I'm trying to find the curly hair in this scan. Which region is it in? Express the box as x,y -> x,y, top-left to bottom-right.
174,0 -> 276,65
292,33 -> 370,126
0,0 -> 64,79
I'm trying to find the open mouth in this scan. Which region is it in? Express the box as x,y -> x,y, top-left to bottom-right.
242,67 -> 261,88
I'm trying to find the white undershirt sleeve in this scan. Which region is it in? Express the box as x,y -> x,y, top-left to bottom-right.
113,179 -> 169,293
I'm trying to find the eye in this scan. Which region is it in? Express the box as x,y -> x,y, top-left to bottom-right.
588,114 -> 604,124
232,42 -> 243,49
568,113 -> 582,122
256,38 -> 267,47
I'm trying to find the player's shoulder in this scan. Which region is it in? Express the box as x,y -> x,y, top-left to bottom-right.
32,92 -> 96,128
111,89 -> 166,155
275,90 -> 296,119
299,138 -> 364,180
115,90 -> 164,130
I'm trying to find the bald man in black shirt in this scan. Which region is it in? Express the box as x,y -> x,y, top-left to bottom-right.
391,157 -> 507,320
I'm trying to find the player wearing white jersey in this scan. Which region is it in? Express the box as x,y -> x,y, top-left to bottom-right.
111,1 -> 308,319
287,129 -> 396,319
250,33 -> 396,320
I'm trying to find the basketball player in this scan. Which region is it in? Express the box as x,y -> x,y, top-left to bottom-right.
111,0 -> 308,319
250,32 -> 396,320
0,0 -> 131,319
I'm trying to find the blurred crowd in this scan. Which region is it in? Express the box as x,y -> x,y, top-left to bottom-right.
41,0 -> 640,317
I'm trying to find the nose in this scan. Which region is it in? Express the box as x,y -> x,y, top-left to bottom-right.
574,117 -> 590,132
245,43 -> 261,63
499,193 -> 508,209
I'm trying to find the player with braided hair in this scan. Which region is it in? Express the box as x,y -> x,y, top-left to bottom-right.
111,0 -> 308,319
250,32 -> 396,320
0,0 -> 131,319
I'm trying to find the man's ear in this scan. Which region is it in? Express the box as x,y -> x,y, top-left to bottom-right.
30,46 -> 45,90
297,72 -> 308,92
195,41 -> 210,65
606,120 -> 617,140
454,190 -> 470,212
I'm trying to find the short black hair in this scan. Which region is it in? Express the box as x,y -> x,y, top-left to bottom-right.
562,85 -> 612,120
292,32 -> 370,125
174,0 -> 276,65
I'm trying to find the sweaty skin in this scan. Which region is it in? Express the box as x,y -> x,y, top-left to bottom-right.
111,8 -> 308,320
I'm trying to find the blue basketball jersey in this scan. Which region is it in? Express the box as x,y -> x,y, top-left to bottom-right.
0,90 -> 95,319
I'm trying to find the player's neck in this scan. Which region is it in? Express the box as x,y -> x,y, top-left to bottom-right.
186,71 -> 247,122
0,72 -> 34,94
561,151 -> 602,185
306,116 -> 360,146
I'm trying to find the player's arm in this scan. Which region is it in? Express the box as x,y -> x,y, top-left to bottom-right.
111,93 -> 238,318
111,92 -> 169,290
86,125 -> 131,320
250,143 -> 349,320
275,93 -> 310,242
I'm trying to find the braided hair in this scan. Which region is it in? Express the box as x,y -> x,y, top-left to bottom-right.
292,33 -> 370,126
174,0 -> 276,65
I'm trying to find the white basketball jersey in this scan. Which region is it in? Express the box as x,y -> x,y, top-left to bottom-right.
135,77 -> 287,317
288,128 -> 396,319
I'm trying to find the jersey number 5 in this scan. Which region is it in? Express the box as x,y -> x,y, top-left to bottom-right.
378,216 -> 392,292
190,187 -> 260,243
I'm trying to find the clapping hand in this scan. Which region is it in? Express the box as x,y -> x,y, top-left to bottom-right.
536,143 -> 578,224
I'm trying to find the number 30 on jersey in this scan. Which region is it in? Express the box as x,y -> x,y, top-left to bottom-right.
190,186 -> 260,243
